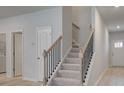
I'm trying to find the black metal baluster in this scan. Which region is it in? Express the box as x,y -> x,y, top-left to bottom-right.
48,53 -> 50,78
52,48 -> 54,72
57,42 -> 59,64
49,51 -> 51,76
50,50 -> 52,75
60,40 -> 62,61
46,54 -> 48,81
58,41 -> 61,63
53,47 -> 55,70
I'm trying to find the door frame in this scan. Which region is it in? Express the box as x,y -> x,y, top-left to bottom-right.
110,40 -> 124,67
36,26 -> 52,81
0,32 -> 7,74
11,31 -> 24,77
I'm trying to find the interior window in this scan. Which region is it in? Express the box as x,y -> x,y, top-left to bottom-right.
114,41 -> 123,48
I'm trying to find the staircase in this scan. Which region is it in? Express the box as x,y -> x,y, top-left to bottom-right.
50,43 -> 82,86
43,30 -> 94,86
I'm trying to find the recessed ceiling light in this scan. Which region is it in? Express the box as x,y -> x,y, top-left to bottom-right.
117,25 -> 120,29
115,6 -> 120,8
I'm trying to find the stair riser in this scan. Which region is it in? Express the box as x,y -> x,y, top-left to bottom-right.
53,81 -> 81,86
71,49 -> 80,53
50,45 -> 82,86
67,53 -> 79,58
61,65 -> 80,71
57,71 -> 81,80
64,59 -> 81,64
72,46 -> 79,48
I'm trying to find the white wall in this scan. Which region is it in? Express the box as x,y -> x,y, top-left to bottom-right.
62,6 -> 72,58
72,6 -> 92,47
109,31 -> 124,66
0,7 -> 62,81
87,8 -> 109,85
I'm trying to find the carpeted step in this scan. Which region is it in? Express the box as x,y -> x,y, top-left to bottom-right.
57,70 -> 80,80
61,63 -> 80,71
67,52 -> 80,58
70,48 -> 80,53
64,58 -> 81,64
52,77 -> 81,86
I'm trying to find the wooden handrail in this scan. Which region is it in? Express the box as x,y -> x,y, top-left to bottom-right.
72,23 -> 80,30
43,35 -> 63,85
46,35 -> 62,53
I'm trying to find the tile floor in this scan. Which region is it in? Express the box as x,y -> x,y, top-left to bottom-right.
98,67 -> 124,86
0,73 -> 43,86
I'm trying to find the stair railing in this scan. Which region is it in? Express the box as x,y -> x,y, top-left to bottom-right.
81,29 -> 95,85
43,36 -> 62,85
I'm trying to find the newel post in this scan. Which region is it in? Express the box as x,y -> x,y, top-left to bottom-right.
43,49 -> 47,86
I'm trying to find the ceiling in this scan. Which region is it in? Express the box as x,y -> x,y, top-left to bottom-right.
97,6 -> 124,32
0,6 -> 55,19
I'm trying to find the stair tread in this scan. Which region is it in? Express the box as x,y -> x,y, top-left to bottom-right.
67,52 -> 80,58
54,77 -> 80,82
71,47 -> 80,49
65,58 -> 81,60
61,63 -> 81,71
70,49 -> 80,53
50,46 -> 83,86
69,52 -> 79,54
71,48 -> 80,50
59,70 -> 80,73
62,63 -> 80,66
53,77 -> 81,86
64,58 -> 81,64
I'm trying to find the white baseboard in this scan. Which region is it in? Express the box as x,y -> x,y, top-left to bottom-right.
47,46 -> 72,85
94,67 -> 108,86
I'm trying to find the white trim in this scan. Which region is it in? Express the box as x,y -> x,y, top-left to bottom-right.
47,46 -> 72,86
11,30 -> 24,78
94,67 -> 108,86
36,26 -> 52,81
0,32 -> 7,76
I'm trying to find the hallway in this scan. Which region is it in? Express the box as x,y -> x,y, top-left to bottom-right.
98,67 -> 124,86
0,74 -> 43,86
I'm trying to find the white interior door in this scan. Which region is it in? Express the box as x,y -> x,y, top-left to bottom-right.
14,33 -> 22,76
37,26 -> 52,81
111,40 -> 124,66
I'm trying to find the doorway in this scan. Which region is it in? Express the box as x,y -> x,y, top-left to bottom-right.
36,26 -> 52,81
13,32 -> 23,77
111,40 -> 124,66
0,33 -> 6,74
